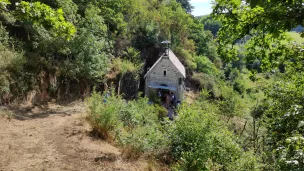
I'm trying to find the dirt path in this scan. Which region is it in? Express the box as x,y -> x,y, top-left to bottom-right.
0,101 -> 148,171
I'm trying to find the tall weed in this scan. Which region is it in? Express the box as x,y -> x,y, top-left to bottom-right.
86,90 -> 124,140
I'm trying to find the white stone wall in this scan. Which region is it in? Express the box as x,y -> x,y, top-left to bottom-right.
145,57 -> 184,100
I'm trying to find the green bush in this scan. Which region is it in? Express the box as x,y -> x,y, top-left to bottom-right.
119,123 -> 169,159
265,73 -> 271,79
86,90 -> 124,140
233,78 -> 246,94
86,90 -> 262,169
276,135 -> 304,171
192,72 -> 215,90
86,91 -> 170,158
119,97 -> 158,128
198,89 -> 210,101
155,104 -> 168,120
192,72 -> 221,98
228,150 -> 263,171
194,55 -> 219,75
0,39 -> 26,102
219,85 -> 246,120
147,89 -> 161,104
229,68 -> 240,81
224,63 -> 232,79
170,103 -> 257,170
118,97 -> 169,157
263,74 -> 304,169
214,57 -> 223,69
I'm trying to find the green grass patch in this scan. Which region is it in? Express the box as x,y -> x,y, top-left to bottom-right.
0,107 -> 14,120
286,32 -> 304,43
281,32 -> 304,44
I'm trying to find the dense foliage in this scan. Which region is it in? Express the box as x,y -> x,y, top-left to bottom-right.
200,15 -> 222,36
0,0 -> 218,102
213,0 -> 304,170
86,90 -> 170,158
86,91 -> 262,170
1,0 -> 304,170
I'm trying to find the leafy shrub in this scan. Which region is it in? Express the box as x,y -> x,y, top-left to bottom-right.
229,68 -> 240,81
171,103 -> 246,170
252,59 -> 261,71
86,90 -> 261,169
119,124 -> 169,159
86,90 -> 170,158
119,97 -> 158,128
123,47 -> 142,65
241,68 -> 250,74
118,97 -> 169,158
233,78 -> 246,94
194,55 -> 218,75
265,73 -> 271,79
0,23 -> 9,44
219,85 -> 246,120
214,57 -> 223,69
192,72 -> 215,90
170,102 -> 261,170
228,150 -> 263,171
198,89 -> 210,101
224,63 -> 233,79
155,105 -> 168,120
147,89 -> 161,104
0,37 -> 26,102
15,1 -> 76,40
249,72 -> 259,82
86,90 -> 124,140
276,135 -> 304,171
192,72 -> 221,98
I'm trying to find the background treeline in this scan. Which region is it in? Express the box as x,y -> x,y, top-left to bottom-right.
0,0 -> 218,103
1,0 -> 304,170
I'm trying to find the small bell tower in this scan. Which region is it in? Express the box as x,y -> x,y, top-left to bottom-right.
161,40 -> 171,58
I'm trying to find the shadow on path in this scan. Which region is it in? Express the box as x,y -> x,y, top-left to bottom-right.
5,100 -> 85,121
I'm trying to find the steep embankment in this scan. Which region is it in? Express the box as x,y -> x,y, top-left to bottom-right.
0,101 -> 148,171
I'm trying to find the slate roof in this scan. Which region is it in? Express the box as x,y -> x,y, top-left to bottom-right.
144,49 -> 186,78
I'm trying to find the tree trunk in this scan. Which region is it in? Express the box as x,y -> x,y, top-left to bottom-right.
254,120 -> 262,153
118,74 -> 123,95
253,118 -> 256,152
240,120 -> 247,135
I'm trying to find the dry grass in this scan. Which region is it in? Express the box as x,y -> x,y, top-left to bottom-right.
184,90 -> 199,104
0,101 -> 154,171
145,159 -> 170,171
121,145 -> 142,160
0,107 -> 14,120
